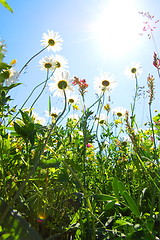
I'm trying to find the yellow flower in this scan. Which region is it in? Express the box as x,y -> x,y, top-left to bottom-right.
115,119 -> 122,124
10,59 -> 17,65
72,104 -> 79,110
104,104 -> 110,112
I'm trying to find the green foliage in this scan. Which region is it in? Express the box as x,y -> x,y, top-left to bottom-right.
0,23 -> 160,240
0,199 -> 43,240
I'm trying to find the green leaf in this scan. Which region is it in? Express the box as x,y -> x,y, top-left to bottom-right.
112,177 -> 120,199
0,199 -> 43,240
115,219 -> 133,226
0,83 -> 21,91
122,191 -> 140,217
0,62 -> 11,71
48,95 -> 51,115
94,194 -> 116,201
0,0 -> 13,13
118,180 -> 126,195
20,110 -> 32,124
39,158 -> 61,169
105,200 -> 116,210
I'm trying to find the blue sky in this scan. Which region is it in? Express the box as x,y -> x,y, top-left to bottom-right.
1,0 -> 160,126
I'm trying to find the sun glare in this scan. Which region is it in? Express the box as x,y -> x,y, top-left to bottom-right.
90,0 -> 142,58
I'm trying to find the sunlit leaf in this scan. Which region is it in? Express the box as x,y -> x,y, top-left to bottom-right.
112,177 -> 120,199
94,194 -> 116,201
123,191 -> 140,217
115,219 -> 133,226
0,62 -> 11,70
0,0 -> 13,12
118,180 -> 126,196
39,158 -> 61,169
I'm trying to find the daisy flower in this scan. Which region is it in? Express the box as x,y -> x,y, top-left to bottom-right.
112,107 -> 127,117
32,112 -> 46,125
41,30 -> 63,52
39,55 -> 55,71
48,71 -> 74,97
95,113 -> 108,124
94,72 -> 117,95
5,68 -> 19,86
67,113 -> 79,121
53,54 -> 69,72
45,107 -> 61,119
67,93 -> 79,105
124,63 -> 142,79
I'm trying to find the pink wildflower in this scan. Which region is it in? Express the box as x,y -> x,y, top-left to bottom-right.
139,12 -> 159,38
72,76 -> 88,95
86,143 -> 92,148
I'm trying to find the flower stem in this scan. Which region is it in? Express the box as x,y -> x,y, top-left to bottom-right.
18,45 -> 49,76
6,70 -> 55,126
30,69 -> 49,111
131,73 -> 138,127
149,103 -> 159,165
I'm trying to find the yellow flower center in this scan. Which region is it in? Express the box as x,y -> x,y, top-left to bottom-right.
48,39 -> 55,46
117,112 -> 122,117
131,67 -> 137,73
44,63 -> 52,69
55,61 -> 61,68
104,104 -> 110,111
68,98 -> 74,103
51,113 -> 58,118
102,80 -> 110,87
58,80 -> 68,90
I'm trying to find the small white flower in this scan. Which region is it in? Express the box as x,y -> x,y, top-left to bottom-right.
112,107 -> 127,117
41,30 -> 63,52
48,71 -> 74,97
39,55 -> 55,71
45,107 -> 61,118
95,113 -> 108,124
67,113 -> 79,120
5,68 -> 19,86
67,93 -> 79,105
94,72 -> 117,95
53,54 -> 69,72
32,112 -> 46,125
124,63 -> 142,79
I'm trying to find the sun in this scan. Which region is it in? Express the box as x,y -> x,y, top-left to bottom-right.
90,0 -> 142,58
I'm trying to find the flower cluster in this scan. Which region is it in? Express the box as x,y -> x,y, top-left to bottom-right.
147,74 -> 155,105
72,76 -> 89,96
139,11 -> 160,38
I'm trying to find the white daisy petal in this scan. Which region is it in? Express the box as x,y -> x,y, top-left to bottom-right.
124,63 -> 142,79
41,30 -> 63,52
45,107 -> 61,118
5,68 -> 19,86
94,72 -> 117,95
48,71 -> 74,97
53,54 -> 69,72
112,106 -> 127,117
39,55 -> 55,71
